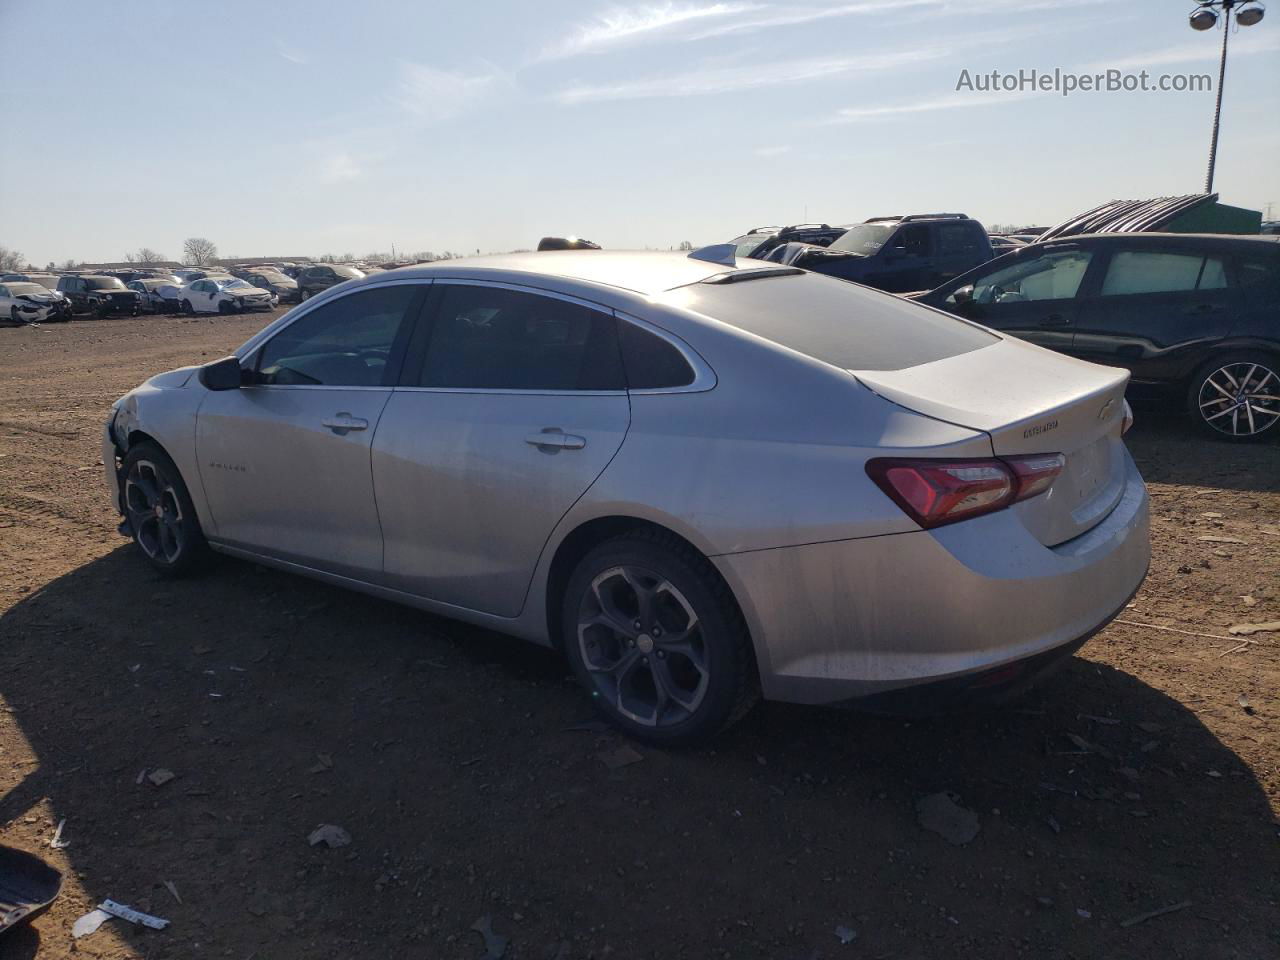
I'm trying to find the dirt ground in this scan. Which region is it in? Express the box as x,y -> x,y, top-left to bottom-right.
0,312 -> 1276,960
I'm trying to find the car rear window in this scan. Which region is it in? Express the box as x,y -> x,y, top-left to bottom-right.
667,271 -> 996,371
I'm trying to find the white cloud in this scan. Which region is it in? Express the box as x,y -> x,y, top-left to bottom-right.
687,0 -> 940,40
277,43 -> 309,65
541,2 -> 758,60
826,89 -> 1040,123
1083,31 -> 1280,72
555,48 -> 940,103
395,62 -> 502,123
318,153 -> 361,183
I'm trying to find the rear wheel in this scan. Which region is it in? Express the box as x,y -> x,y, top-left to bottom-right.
121,442 -> 209,576
562,530 -> 758,745
1187,352 -> 1280,442
181,299 -> 193,314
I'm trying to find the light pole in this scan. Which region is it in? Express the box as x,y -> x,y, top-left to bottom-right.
1189,0 -> 1266,194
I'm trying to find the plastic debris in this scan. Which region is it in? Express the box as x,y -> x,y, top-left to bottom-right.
72,908 -> 112,939
100,898 -> 170,929
49,819 -> 69,850
1196,535 -> 1247,544
916,791 -> 980,845
599,745 -> 644,770
471,914 -> 509,959
1120,900 -> 1192,928
1227,621 -> 1280,636
163,880 -> 182,904
147,768 -> 176,787
308,824 -> 351,848
308,754 -> 334,774
834,924 -> 857,944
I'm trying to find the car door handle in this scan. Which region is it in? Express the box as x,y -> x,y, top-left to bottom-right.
1040,313 -> 1070,326
525,430 -> 586,450
321,414 -> 369,433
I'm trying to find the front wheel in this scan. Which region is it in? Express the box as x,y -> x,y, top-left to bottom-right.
121,443 -> 209,576
1187,353 -> 1280,442
562,530 -> 758,745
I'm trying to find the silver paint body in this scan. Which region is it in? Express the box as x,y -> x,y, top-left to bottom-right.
105,252 -> 1150,704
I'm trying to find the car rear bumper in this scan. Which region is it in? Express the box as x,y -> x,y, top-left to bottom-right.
713,448 -> 1150,706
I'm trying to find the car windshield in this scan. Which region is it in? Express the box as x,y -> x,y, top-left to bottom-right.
829,223 -> 895,256
219,279 -> 253,290
6,283 -> 45,296
26,276 -> 58,289
254,272 -> 288,282
665,271 -> 996,372
85,278 -> 127,290
730,234 -> 770,259
332,266 -> 364,279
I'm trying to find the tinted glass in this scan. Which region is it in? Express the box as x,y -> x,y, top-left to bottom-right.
960,250 -> 1093,304
418,285 -> 624,390
257,285 -> 418,387
85,278 -> 126,291
1101,251 -> 1226,295
829,223 -> 894,256
730,234 -> 769,258
1237,258 -> 1279,289
6,283 -> 44,296
619,321 -> 695,389
670,272 -> 995,372
937,223 -> 983,255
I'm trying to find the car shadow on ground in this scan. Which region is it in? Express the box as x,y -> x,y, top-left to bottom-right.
1125,395 -> 1280,493
2,546 -> 1277,959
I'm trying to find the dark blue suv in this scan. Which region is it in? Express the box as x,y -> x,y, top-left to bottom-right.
782,214 -> 994,293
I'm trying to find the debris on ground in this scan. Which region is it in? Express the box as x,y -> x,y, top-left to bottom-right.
916,792 -> 980,845
1196,535 -> 1247,545
834,924 -> 857,944
163,880 -> 182,904
471,914 -> 509,959
147,768 -> 176,787
1119,899 -> 1192,928
563,719 -> 610,733
599,745 -> 644,770
1227,621 -> 1280,636
48,818 -> 69,849
72,908 -> 112,939
1136,721 -> 1163,733
308,824 -> 352,848
308,753 -> 334,774
1046,815 -> 1062,835
1076,908 -> 1092,919
99,899 -> 170,929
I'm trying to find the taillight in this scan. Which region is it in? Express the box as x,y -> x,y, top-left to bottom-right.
866,454 -> 1064,529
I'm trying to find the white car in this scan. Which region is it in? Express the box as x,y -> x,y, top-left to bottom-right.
178,277 -> 276,314
0,281 -> 71,324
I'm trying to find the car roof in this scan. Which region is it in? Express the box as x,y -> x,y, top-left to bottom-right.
1036,232 -> 1280,249
371,251 -> 738,296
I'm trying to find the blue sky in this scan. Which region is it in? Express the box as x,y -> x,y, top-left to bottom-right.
2,0 -> 1277,265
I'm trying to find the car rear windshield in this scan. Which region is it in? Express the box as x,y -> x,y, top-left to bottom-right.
828,223 -> 895,256
332,266 -> 363,279
669,271 -> 996,371
85,278 -> 127,290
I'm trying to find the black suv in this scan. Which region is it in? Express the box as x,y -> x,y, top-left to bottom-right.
914,233 -> 1280,441
729,223 -> 846,261
297,264 -> 364,300
55,275 -> 141,317
782,214 -> 994,292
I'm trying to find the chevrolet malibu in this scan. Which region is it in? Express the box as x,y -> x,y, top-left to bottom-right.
104,250 -> 1150,744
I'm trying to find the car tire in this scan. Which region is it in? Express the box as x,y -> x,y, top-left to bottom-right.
120,442 -> 209,577
299,288 -> 310,302
561,529 -> 759,746
181,299 -> 193,315
217,300 -> 232,315
1186,351 -> 1280,442
9,307 -> 19,326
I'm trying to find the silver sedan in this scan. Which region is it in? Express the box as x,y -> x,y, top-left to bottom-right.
103,250 -> 1150,744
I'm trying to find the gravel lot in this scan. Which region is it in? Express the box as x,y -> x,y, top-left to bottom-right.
1,312 -> 1277,960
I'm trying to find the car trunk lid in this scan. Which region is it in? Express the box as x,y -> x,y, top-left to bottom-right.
851,337 -> 1130,546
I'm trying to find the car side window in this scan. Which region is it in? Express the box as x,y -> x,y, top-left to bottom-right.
1235,258 -> 1278,290
936,223 -> 980,255
256,285 -> 420,387
959,250 -> 1093,304
1100,251 -> 1226,296
0,286 -> 8,297
417,285 -> 625,391
889,224 -> 930,256
618,321 -> 695,389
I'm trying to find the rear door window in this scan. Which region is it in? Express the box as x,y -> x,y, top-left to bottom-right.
667,272 -> 995,372
1100,251 -> 1226,295
414,285 -> 625,391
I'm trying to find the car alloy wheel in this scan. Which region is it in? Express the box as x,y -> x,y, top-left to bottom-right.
577,565 -> 710,728
1195,360 -> 1279,439
124,458 -> 187,565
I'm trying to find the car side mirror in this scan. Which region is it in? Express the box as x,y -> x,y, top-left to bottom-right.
951,284 -> 975,306
199,355 -> 247,391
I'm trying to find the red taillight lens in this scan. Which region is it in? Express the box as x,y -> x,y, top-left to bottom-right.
1005,453 -> 1066,503
867,454 -> 1064,529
